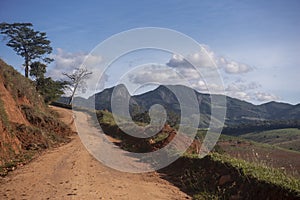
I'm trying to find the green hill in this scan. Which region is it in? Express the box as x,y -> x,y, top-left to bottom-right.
241,128 -> 300,152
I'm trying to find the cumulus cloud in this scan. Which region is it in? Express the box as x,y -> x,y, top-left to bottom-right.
229,91 -> 252,101
254,92 -> 280,102
128,64 -> 186,86
167,45 -> 253,74
162,45 -> 280,102
127,45 -> 277,103
48,48 -> 103,79
48,48 -> 106,97
223,79 -> 280,102
126,63 -> 225,94
222,61 -> 252,74
225,81 -> 260,92
46,47 -> 276,103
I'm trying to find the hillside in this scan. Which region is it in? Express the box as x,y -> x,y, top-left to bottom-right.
240,128 -> 300,152
92,109 -> 300,199
62,84 -> 300,130
1,63 -> 298,199
0,59 -> 73,175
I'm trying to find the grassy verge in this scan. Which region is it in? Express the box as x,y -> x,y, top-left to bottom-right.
166,153 -> 299,199
211,152 -> 300,193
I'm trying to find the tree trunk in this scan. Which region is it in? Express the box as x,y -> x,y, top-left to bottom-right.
68,83 -> 78,105
25,58 -> 29,78
25,66 -> 29,78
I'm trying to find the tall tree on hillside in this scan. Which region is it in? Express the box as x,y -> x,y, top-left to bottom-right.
0,22 -> 53,77
63,67 -> 92,104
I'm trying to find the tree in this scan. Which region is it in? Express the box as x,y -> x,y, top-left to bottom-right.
37,78 -> 68,104
30,61 -> 68,104
63,67 -> 92,104
30,61 -> 46,80
0,22 -> 53,77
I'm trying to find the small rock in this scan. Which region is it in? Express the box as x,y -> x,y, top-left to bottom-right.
219,174 -> 232,185
230,194 -> 241,200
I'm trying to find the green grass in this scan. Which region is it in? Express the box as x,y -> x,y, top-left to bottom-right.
0,59 -> 42,105
183,152 -> 300,199
211,152 -> 300,193
95,110 -> 300,198
0,97 -> 10,131
153,132 -> 169,143
241,128 -> 300,151
193,192 -> 219,200
181,152 -> 300,199
96,110 -> 116,125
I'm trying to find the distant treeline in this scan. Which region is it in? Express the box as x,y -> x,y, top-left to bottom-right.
50,101 -> 72,110
222,120 -> 300,136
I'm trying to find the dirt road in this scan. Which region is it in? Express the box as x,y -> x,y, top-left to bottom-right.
0,107 -> 191,200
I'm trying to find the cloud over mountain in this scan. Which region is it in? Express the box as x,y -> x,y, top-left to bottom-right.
49,47 -> 280,103
47,48 -> 106,97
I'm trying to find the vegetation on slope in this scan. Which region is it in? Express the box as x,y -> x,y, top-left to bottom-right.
159,153 -> 300,200
0,59 -> 73,176
241,128 -> 300,152
95,109 -> 300,199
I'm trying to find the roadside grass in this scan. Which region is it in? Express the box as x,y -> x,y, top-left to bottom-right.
210,152 -> 300,193
181,152 -> 300,199
96,110 -> 116,125
93,109 -> 300,198
96,109 -> 170,143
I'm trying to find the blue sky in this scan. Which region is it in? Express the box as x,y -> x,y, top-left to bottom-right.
0,0 -> 299,104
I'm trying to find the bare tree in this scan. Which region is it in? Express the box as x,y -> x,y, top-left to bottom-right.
63,67 -> 92,104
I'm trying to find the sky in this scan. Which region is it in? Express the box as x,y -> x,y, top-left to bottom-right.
0,0 -> 299,104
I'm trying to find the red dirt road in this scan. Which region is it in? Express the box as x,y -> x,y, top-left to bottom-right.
0,107 -> 191,200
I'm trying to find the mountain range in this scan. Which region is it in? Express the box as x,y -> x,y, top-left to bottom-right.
59,84 -> 300,131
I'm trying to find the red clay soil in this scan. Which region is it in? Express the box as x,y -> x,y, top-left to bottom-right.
0,107 -> 192,200
0,76 -> 30,126
0,76 -> 23,165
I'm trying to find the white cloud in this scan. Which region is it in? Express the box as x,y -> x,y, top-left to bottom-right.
48,48 -> 106,97
126,46 -> 278,103
162,45 -> 279,102
254,92 -> 280,102
225,81 -> 260,92
167,45 -> 253,74
228,91 -> 252,101
46,47 -> 277,103
224,81 -> 279,102
191,80 -> 225,93
223,61 -> 252,74
126,62 -> 227,94
191,80 -> 207,91
128,64 -> 186,86
48,48 -> 103,79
